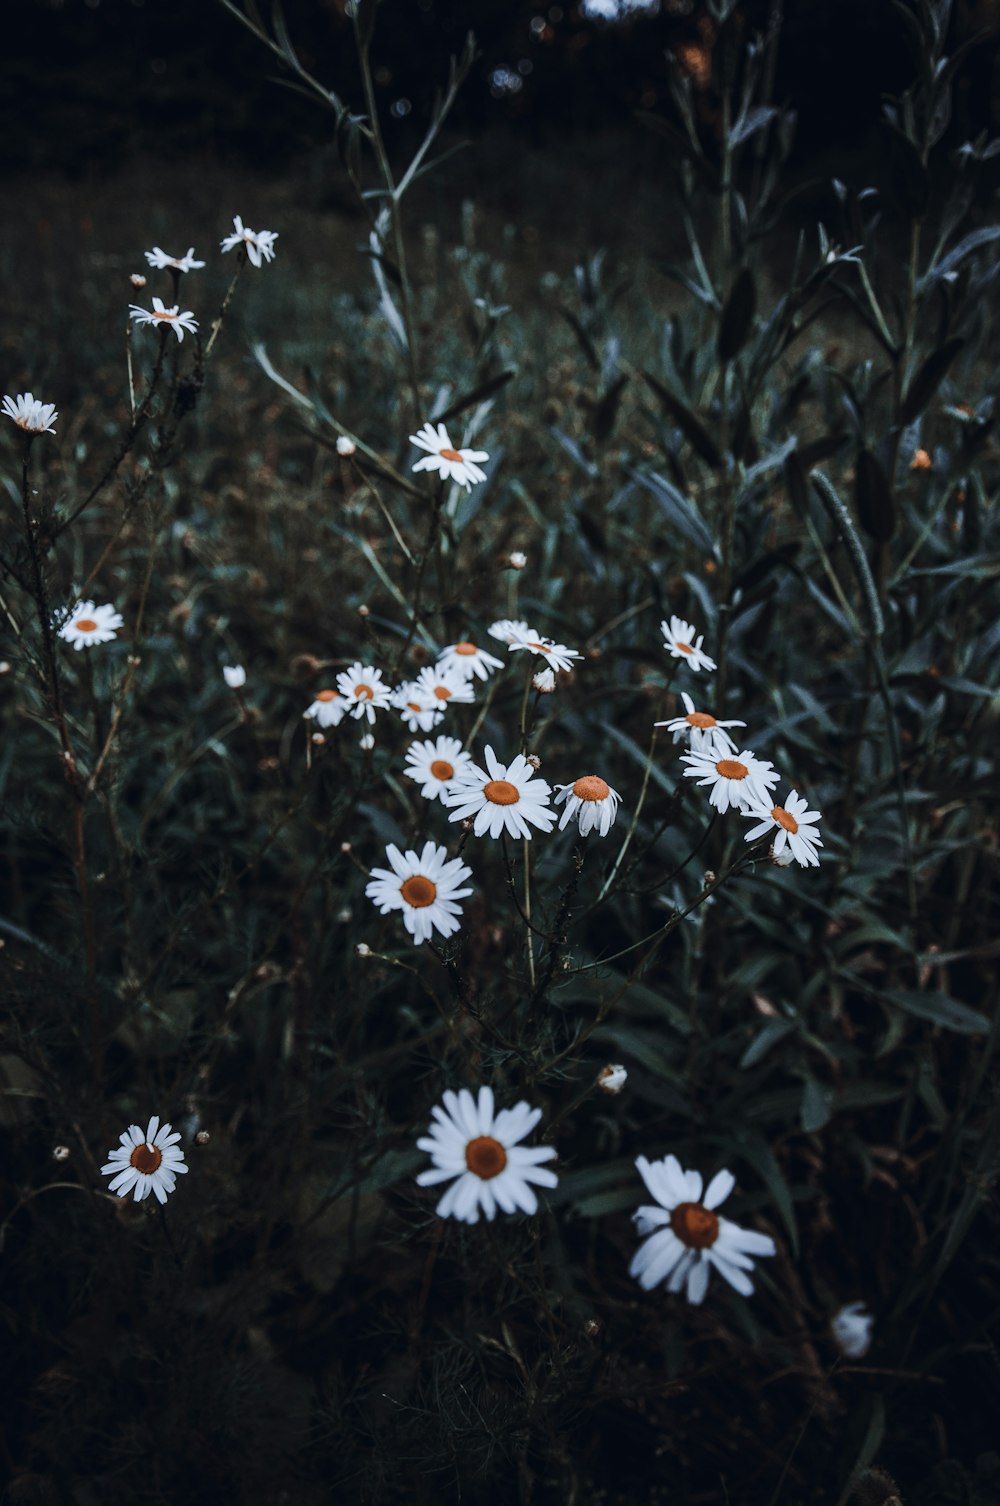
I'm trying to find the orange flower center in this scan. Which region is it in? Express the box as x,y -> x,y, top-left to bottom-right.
400,875 -> 437,908
407,701 -> 423,713
454,641 -> 477,655
316,689 -> 338,702
465,1135 -> 508,1180
572,775 -> 610,802
354,684 -> 374,700
671,1201 -> 719,1249
74,618 -> 98,633
675,641 -> 693,654
716,758 -> 748,780
771,807 -> 799,834
152,309 -> 177,320
686,711 -> 716,728
528,641 -> 551,653
484,779 -> 519,806
129,1143 -> 163,1174
433,686 -> 452,701
430,759 -> 455,780
439,447 -> 463,462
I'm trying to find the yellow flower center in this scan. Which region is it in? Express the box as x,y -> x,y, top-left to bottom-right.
433,686 -> 452,701
771,807 -> 799,834
484,779 -> 519,806
354,684 -> 374,700
129,1143 -> 163,1174
572,775 -> 610,802
685,711 -> 716,728
74,618 -> 98,633
400,875 -> 437,908
716,758 -> 748,780
454,641 -> 478,655
671,1201 -> 719,1249
465,1135 -> 508,1180
316,689 -> 338,702
430,759 -> 455,780
439,447 -> 463,462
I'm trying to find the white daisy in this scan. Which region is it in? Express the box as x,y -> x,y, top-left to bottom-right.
222,664 -> 246,688
144,245 -> 205,273
488,618 -> 532,645
128,297 -> 199,342
304,688 -> 347,728
445,745 -> 556,840
742,789 -> 823,867
681,747 -> 779,813
630,1153 -> 776,1305
661,615 -> 717,673
655,691 -> 745,755
57,600 -> 123,651
2,391 -> 57,435
554,775 -> 622,837
436,640 -> 505,682
101,1114 -> 189,1205
404,735 -> 475,804
831,1301 -> 874,1359
410,421 -> 489,491
392,683 -> 445,734
413,663 -> 476,711
533,669 -> 556,693
506,625 -> 584,675
220,215 -> 278,268
335,663 -> 393,724
365,839 -> 473,945
416,1085 -> 558,1223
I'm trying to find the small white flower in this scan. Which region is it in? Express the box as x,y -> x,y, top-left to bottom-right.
596,1064 -> 628,1095
488,618 -> 532,645
554,775 -> 622,837
445,744 -> 556,841
743,789 -> 823,867
416,1085 -> 558,1223
144,245 -> 205,273
2,391 -> 58,435
57,600 -> 123,651
771,844 -> 795,867
413,662 -> 476,711
681,748 -> 779,813
630,1153 -> 776,1304
661,616 -> 716,673
508,551 -> 527,570
303,688 -> 347,728
410,421 -> 489,491
436,640 -> 505,682
101,1114 -> 189,1205
365,839 -> 473,945
220,214 -> 278,268
128,297 -> 199,342
404,735 -> 475,804
655,691 -> 745,755
506,625 -> 584,674
130,273 -> 147,288
222,664 -> 246,689
336,435 -> 357,456
831,1301 -> 874,1359
393,683 -> 445,734
335,663 -> 393,724
533,669 -> 556,693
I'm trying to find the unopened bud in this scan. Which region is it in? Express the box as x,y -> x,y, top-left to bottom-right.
52,1145 -> 71,1162
526,753 -> 541,770
508,551 -> 527,570
703,870 -> 716,886
336,435 -> 357,457
195,1130 -> 211,1146
357,603 -> 370,617
311,732 -> 326,745
533,669 -> 556,693
0,661 -> 10,675
359,733 -> 375,750
596,1063 -> 627,1095
340,841 -> 352,854
356,943 -> 372,958
910,448 -> 932,472
771,845 -> 794,867
130,273 -> 147,288
583,1318 -> 602,1338
222,664 -> 246,689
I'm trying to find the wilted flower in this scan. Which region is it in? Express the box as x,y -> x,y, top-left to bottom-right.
661,616 -> 717,673
303,688 -> 347,728
101,1115 -> 188,1205
57,600 -> 123,651
128,297 -> 199,342
410,421 -> 489,491
596,1064 -> 628,1095
2,391 -> 58,435
445,745 -> 556,840
365,840 -> 473,945
416,1086 -> 558,1223
554,775 -> 622,837
533,668 -> 556,693
220,215 -> 278,267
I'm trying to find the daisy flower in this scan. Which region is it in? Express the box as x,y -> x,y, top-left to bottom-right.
393,684 -> 444,734
506,625 -> 584,675
413,662 -> 476,711
445,745 -> 556,840
554,775 -> 622,837
655,691 -> 745,755
220,215 -> 278,267
436,640 -> 505,683
404,735 -> 475,804
144,245 -> 205,273
101,1114 -> 189,1205
410,421 -> 489,491
128,297 -> 199,342
533,669 -> 556,693
630,1153 -> 776,1304
416,1086 -> 558,1223
742,789 -> 823,867
335,663 -> 393,724
222,664 -> 246,689
365,840 -> 473,945
488,618 -> 532,645
831,1301 -> 874,1359
2,391 -> 57,435
681,747 -> 778,813
661,616 -> 716,673
304,688 -> 347,728
57,600 -> 123,651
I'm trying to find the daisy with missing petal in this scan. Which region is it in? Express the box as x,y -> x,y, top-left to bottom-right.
129,297 -> 199,342
101,1115 -> 189,1205
506,626 -> 584,675
681,747 -> 778,813
743,789 -> 823,867
57,600 -> 123,651
656,691 -> 745,755
304,688 -> 347,729
404,735 -> 474,804
220,215 -> 278,267
488,618 -> 532,646
413,663 -> 476,711
445,745 -> 556,840
144,245 -> 205,273
554,775 -> 622,837
661,616 -> 716,673
410,421 -> 489,491
365,840 -> 473,945
629,1153 -> 776,1305
335,663 -> 392,724
393,684 -> 444,734
2,391 -> 57,435
416,1086 -> 558,1223
436,640 -> 505,683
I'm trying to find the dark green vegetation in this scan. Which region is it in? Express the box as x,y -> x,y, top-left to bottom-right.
1,2 -> 999,1502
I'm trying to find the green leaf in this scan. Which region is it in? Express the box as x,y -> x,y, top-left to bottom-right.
641,370 -> 723,468
886,989 -> 990,1034
800,1077 -> 832,1133
718,267 -> 757,361
899,337 -> 964,424
854,448 -> 897,543
430,368 -> 515,427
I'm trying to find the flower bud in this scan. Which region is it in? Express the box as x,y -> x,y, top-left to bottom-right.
533,669 -> 556,693
130,273 -> 147,288
195,1130 -> 211,1147
355,943 -> 372,958
508,551 -> 527,569
52,1145 -> 71,1162
336,435 -> 357,456
831,1301 -> 874,1359
222,664 -> 246,689
526,753 -> 541,770
596,1063 -> 628,1095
